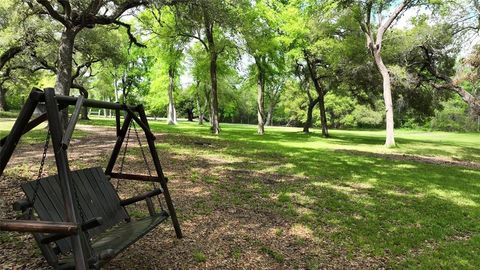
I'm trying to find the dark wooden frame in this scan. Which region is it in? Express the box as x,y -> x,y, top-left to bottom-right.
0,88 -> 182,270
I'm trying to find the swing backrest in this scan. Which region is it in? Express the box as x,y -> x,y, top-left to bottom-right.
21,167 -> 129,254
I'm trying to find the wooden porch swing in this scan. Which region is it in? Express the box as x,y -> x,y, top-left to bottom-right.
0,88 -> 182,269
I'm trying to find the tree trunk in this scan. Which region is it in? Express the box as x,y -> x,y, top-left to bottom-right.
318,93 -> 329,137
209,52 -> 220,133
187,108 -> 194,122
72,84 -> 89,120
204,10 -> 220,134
305,54 -> 329,137
256,60 -> 265,135
0,87 -> 7,112
167,66 -> 177,125
303,98 -> 319,133
54,28 -> 77,128
374,51 -> 395,147
266,102 -> 275,126
197,97 -> 204,125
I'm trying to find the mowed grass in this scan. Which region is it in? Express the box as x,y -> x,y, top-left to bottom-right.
80,118 -> 480,269
2,117 -> 480,268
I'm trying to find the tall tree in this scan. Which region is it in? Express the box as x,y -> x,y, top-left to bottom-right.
350,0 -> 421,146
25,0 -> 156,127
140,6 -> 187,125
240,0 -> 285,134
173,0 -> 241,134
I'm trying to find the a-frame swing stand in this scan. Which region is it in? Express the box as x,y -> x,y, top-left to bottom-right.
0,88 -> 182,269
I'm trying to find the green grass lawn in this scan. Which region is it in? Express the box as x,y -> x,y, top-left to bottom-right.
79,118 -> 479,269
1,117 -> 479,268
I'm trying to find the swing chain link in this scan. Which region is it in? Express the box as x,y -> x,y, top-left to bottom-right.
71,176 -> 87,224
132,122 -> 164,211
133,122 -> 152,177
117,123 -> 132,191
28,130 -> 51,218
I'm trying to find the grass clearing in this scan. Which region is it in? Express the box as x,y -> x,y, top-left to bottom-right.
90,119 -> 478,268
1,117 -> 479,269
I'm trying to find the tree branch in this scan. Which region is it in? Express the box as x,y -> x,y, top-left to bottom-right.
377,0 -> 412,44
114,20 -> 147,48
0,46 -> 23,71
36,0 -> 68,26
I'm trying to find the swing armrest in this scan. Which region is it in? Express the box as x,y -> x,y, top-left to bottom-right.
120,189 -> 162,206
39,217 -> 103,244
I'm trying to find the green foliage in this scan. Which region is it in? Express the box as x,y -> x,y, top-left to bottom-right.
349,104 -> 385,128
431,98 -> 479,132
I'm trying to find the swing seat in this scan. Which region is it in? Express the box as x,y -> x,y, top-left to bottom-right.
19,167 -> 169,269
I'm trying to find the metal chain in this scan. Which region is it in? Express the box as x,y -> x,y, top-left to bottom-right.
71,177 -> 87,223
117,124 -> 132,191
132,122 -> 164,211
28,131 -> 51,219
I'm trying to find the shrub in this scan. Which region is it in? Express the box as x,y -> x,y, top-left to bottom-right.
430,98 -> 479,132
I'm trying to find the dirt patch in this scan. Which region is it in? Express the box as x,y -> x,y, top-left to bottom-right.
335,149 -> 480,169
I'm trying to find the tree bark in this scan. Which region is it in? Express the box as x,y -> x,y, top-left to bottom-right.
209,51 -> 220,133
55,28 -> 77,128
305,54 -> 329,137
71,83 -> 89,120
167,66 -> 177,125
0,86 -> 7,112
360,1 -> 408,147
303,98 -> 320,133
203,9 -> 220,134
256,59 -> 265,135
197,94 -> 204,125
266,102 -> 274,126
0,46 -> 22,71
374,51 -> 395,147
187,108 -> 194,121
318,93 -> 329,136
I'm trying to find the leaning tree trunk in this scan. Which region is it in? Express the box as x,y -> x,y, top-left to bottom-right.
55,28 -> 77,128
167,67 -> 177,125
256,62 -> 266,135
318,93 -> 329,137
303,98 -> 319,133
305,55 -> 329,137
0,87 -> 7,112
374,51 -> 395,147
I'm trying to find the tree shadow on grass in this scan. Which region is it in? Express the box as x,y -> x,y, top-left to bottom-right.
157,130 -> 480,268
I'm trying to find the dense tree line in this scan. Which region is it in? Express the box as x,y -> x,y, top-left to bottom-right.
0,0 -> 479,146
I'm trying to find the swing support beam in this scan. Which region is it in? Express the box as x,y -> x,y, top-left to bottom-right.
0,88 -> 183,270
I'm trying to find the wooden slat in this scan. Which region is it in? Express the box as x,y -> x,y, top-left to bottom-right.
70,172 -> 97,224
73,170 -> 110,236
45,175 -> 75,252
83,169 -> 119,228
24,177 -> 71,253
90,168 -> 128,222
58,212 -> 169,269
